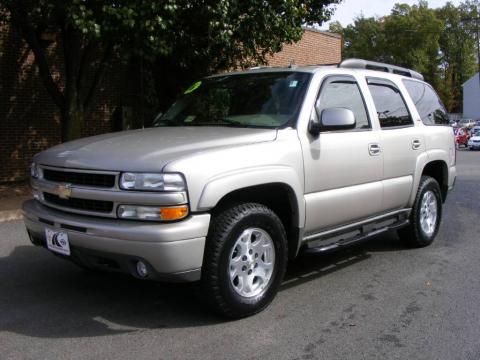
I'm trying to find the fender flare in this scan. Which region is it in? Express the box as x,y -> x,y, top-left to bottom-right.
197,166 -> 305,228
408,150 -> 449,206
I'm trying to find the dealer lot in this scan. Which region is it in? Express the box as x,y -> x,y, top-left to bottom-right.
1,150 -> 480,360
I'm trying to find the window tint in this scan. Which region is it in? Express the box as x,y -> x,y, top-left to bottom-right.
403,80 -> 448,125
367,79 -> 412,128
153,72 -> 311,129
316,80 -> 370,129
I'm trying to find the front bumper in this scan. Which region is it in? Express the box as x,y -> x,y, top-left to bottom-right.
22,200 -> 210,282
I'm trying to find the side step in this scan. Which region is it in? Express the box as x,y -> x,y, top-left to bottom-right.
302,210 -> 410,255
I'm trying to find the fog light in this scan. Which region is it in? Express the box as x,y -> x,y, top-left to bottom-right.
136,261 -> 148,278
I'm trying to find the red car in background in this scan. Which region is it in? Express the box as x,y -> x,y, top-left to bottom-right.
455,127 -> 470,148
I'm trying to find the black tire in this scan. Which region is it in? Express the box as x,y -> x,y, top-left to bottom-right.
398,176 -> 442,247
199,203 -> 288,318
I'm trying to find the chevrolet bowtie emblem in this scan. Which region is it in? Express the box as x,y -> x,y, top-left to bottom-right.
55,184 -> 72,199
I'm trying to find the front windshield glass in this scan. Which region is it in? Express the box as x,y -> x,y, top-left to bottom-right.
153,72 -> 311,128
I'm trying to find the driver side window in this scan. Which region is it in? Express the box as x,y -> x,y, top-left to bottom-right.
315,77 -> 371,130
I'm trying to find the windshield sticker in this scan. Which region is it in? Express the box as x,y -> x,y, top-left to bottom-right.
184,81 -> 202,95
289,80 -> 298,88
184,115 -> 196,123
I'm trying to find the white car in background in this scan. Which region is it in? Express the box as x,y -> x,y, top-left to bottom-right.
468,128 -> 480,150
460,118 -> 476,128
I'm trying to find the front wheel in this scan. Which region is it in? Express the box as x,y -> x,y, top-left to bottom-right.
398,176 -> 442,247
199,203 -> 288,318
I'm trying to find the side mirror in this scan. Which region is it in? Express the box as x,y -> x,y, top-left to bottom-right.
309,107 -> 356,135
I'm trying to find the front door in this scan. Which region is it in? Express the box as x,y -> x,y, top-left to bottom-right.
301,74 -> 384,236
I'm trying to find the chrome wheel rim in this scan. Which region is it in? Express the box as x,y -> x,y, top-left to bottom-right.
420,190 -> 438,236
228,228 -> 276,298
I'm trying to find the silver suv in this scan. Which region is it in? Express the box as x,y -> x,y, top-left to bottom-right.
23,59 -> 456,318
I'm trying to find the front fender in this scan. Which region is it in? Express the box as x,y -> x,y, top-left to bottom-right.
197,166 -> 305,228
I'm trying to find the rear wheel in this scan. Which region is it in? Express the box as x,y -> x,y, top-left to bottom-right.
398,176 -> 442,247
199,203 -> 287,318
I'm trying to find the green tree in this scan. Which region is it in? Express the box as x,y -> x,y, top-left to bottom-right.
1,0 -> 341,141
383,2 -> 443,86
330,1 -> 479,113
436,2 -> 477,111
330,17 -> 387,61
1,0 -> 178,141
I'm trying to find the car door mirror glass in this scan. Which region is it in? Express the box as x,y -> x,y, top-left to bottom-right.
320,107 -> 356,130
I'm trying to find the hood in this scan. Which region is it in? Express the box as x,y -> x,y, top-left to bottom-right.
36,127 -> 277,172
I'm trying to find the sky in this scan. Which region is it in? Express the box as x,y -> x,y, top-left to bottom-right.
321,0 -> 464,29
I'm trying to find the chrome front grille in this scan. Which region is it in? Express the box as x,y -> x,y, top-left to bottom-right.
43,169 -> 116,188
43,193 -> 114,213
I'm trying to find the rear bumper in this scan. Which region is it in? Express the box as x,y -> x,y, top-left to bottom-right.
22,200 -> 210,282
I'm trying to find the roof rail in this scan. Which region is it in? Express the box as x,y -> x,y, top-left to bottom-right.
248,66 -> 272,70
339,58 -> 424,81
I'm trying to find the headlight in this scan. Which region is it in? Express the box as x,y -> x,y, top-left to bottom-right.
30,162 -> 40,178
119,173 -> 186,191
117,205 -> 189,221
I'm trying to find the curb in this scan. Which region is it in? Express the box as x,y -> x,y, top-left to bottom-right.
0,210 -> 23,222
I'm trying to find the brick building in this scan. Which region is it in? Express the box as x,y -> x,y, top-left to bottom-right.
0,25 -> 341,184
267,28 -> 342,67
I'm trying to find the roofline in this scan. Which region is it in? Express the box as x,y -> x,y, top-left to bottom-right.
208,64 -> 431,79
462,72 -> 479,87
301,26 -> 342,39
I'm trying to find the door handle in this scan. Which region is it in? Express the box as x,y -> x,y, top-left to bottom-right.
368,143 -> 381,156
412,139 -> 421,150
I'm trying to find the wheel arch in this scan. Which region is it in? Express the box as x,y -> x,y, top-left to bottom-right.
421,160 -> 449,202
202,180 -> 304,261
409,149 -> 451,206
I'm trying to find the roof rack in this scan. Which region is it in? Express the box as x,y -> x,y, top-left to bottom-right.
339,58 -> 424,81
248,66 -> 272,70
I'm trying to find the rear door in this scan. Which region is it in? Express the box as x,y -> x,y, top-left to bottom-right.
366,77 -> 425,212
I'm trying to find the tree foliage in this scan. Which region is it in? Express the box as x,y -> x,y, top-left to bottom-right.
330,1 -> 479,113
1,0 -> 341,140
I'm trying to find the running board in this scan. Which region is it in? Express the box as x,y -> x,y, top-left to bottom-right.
302,209 -> 410,255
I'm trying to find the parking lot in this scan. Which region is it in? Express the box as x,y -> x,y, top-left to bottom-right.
1,150 -> 480,360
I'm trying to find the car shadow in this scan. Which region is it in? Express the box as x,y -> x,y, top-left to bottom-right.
0,231 -> 408,339
282,230 -> 407,291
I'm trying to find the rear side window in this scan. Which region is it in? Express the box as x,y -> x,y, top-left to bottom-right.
367,78 -> 413,128
403,80 -> 448,125
316,77 -> 370,130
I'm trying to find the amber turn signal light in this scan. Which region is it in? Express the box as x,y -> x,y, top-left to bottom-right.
160,205 -> 189,221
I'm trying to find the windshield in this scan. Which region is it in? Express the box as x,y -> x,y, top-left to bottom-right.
153,72 -> 311,129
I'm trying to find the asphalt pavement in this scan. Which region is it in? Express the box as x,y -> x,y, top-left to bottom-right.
1,150 -> 480,360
